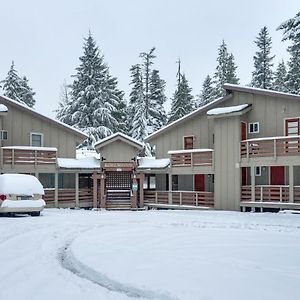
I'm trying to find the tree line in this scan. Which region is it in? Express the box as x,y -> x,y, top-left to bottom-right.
1,11 -> 300,151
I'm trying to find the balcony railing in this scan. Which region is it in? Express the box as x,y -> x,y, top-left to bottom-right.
241,136 -> 300,159
144,190 -> 214,208
241,185 -> 289,202
1,146 -> 57,166
168,149 -> 213,167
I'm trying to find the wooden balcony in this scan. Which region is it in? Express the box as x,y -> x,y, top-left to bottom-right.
1,146 -> 57,167
144,190 -> 214,209
169,149 -> 213,168
241,136 -> 300,160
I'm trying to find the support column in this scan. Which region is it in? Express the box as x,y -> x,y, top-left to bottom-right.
168,172 -> 172,204
100,174 -> 106,209
139,173 -> 144,208
251,166 -> 255,202
92,172 -> 98,209
289,165 -> 294,203
131,175 -> 138,209
54,172 -> 59,208
75,172 -> 79,208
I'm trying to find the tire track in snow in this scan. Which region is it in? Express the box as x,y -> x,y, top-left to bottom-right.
58,238 -> 176,300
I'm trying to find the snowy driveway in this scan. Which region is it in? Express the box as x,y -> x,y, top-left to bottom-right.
0,209 -> 300,300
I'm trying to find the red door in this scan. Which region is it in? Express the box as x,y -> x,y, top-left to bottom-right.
241,167 -> 247,186
241,122 -> 247,141
270,166 -> 285,185
194,174 -> 205,191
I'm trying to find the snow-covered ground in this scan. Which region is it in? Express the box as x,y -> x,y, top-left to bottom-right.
1,209 -> 300,300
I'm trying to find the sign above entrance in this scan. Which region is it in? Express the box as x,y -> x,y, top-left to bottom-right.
103,162 -> 134,169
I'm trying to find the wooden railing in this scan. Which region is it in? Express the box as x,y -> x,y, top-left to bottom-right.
43,187 -> 93,208
1,146 -> 57,166
241,136 -> 300,159
241,185 -> 289,202
144,190 -> 214,207
169,149 -> 213,167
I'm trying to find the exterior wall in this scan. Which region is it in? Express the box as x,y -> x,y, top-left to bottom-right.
0,102 -> 84,158
98,140 -> 141,162
178,175 -> 193,191
214,116 -> 241,211
156,174 -> 168,191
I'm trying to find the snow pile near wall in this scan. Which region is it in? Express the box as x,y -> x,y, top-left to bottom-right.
57,157 -> 100,169
207,104 -> 250,115
0,174 -> 44,195
0,104 -> 8,112
138,157 -> 170,169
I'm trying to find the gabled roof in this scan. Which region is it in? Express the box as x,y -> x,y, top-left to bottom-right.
223,84 -> 300,101
145,93 -> 233,142
0,95 -> 88,139
94,132 -> 144,150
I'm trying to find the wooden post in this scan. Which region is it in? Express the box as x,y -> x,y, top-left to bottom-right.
12,149 -> 15,168
260,186 -> 263,202
273,139 -> 277,159
251,166 -> 255,202
100,174 -> 106,208
246,141 -> 249,161
75,172 -> 79,208
139,173 -> 144,208
54,172 -> 59,208
196,192 -> 199,207
289,165 -> 294,203
168,172 -> 172,204
131,175 -> 138,209
92,172 -> 98,209
34,150 -> 37,168
180,192 -> 182,205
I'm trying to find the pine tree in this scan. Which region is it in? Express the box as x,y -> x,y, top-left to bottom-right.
273,61 -> 288,92
1,61 -> 36,108
56,81 -> 71,123
149,69 -> 167,131
214,40 -> 239,97
57,32 -> 124,146
198,75 -> 214,107
139,47 -> 156,120
277,12 -> 300,94
169,61 -> 194,123
251,26 -> 275,89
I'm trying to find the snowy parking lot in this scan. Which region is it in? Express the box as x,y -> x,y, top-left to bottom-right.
0,209 -> 300,300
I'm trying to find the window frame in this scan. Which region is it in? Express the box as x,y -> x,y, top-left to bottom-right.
255,166 -> 262,177
30,132 -> 44,147
0,130 -> 8,140
183,135 -> 195,150
248,122 -> 260,134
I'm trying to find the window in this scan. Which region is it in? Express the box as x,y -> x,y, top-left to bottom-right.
248,122 -> 259,134
143,174 -> 156,190
255,166 -> 261,176
30,132 -> 43,147
184,136 -> 194,150
0,130 -> 8,140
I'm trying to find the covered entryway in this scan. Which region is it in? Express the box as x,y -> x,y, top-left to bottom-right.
106,171 -> 132,209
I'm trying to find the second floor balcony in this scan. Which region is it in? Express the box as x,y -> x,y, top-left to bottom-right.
241,136 -> 300,163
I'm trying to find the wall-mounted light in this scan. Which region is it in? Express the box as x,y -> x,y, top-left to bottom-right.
101,157 -> 106,161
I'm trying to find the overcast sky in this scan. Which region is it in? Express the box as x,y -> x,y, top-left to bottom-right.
0,0 -> 299,117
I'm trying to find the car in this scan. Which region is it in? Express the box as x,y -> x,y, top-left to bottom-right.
0,174 -> 46,216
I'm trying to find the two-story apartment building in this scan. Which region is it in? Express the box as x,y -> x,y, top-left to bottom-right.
144,84 -> 300,211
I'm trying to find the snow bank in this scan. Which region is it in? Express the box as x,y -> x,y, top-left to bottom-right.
2,146 -> 57,151
0,104 -> 8,112
57,157 -> 100,169
1,199 -> 46,208
138,157 -> 170,169
207,104 -> 250,116
0,174 -> 44,195
168,148 -> 213,154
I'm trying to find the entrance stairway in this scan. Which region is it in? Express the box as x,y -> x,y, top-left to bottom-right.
106,190 -> 132,210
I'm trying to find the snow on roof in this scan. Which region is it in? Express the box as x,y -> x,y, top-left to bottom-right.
57,157 -> 100,169
94,132 -> 144,148
224,84 -> 300,100
145,94 -> 233,142
0,174 -> 44,195
243,135 -> 300,142
0,94 -> 88,139
0,104 -> 8,112
2,146 -> 57,151
138,157 -> 170,169
207,104 -> 250,116
76,149 -> 100,159
168,149 -> 213,154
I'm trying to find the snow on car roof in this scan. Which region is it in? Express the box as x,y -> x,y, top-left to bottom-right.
0,174 -> 44,195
